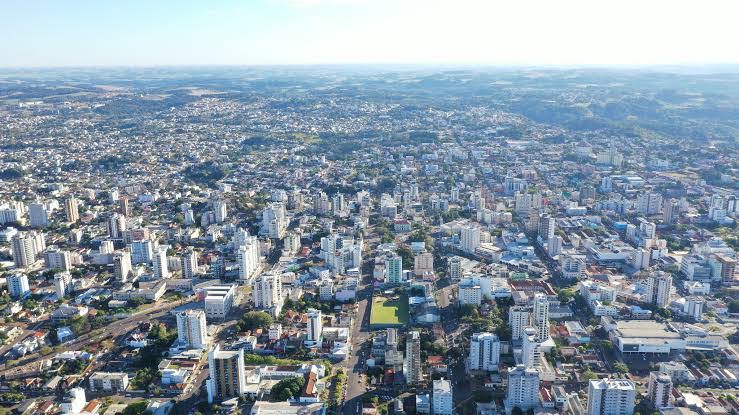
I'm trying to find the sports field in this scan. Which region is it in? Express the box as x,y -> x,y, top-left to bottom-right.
369,294 -> 409,327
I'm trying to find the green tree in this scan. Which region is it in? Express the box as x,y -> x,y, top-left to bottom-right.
271,376 -> 305,401
613,362 -> 629,374
237,311 -> 274,332
122,401 -> 149,415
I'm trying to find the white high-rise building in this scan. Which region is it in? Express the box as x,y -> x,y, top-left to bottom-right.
237,236 -> 261,282
213,199 -> 227,224
176,309 -> 208,349
11,231 -> 45,268
460,226 -> 481,254
44,246 -> 72,271
587,379 -> 636,415
505,365 -> 540,413
153,246 -> 169,279
432,379 -> 453,415
7,273 -> 30,298
538,215 -> 556,241
261,202 -> 287,239
509,306 -> 531,341
404,331 -> 422,384
181,249 -> 199,278
533,293 -> 550,342
29,202 -> 49,228
385,254 -> 403,284
648,372 -> 673,410
54,271 -> 74,299
448,256 -> 462,281
61,387 -> 87,415
468,332 -> 501,372
107,213 -> 126,239
252,273 -> 283,312
306,309 -> 322,344
114,250 -> 133,282
521,327 -> 542,369
645,271 -> 672,308
130,239 -> 154,264
636,192 -> 663,215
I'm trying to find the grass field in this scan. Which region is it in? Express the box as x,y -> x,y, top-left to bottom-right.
370,294 -> 409,327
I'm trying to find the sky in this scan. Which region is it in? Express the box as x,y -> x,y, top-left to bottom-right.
1,0 -> 739,68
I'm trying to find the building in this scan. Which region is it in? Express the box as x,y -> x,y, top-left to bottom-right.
448,256 -> 463,281
432,379 -> 453,415
521,327 -> 542,369
61,387 -> 86,415
181,249 -> 199,278
648,372 -> 673,410
533,293 -> 550,342
176,309 -> 208,349
130,239 -> 154,264
64,197 -> 80,223
114,250 -> 133,282
645,272 -> 672,308
44,246 -> 72,271
8,273 -> 30,298
249,401 -> 325,415
404,331 -> 422,384
682,297 -> 705,321
203,284 -> 236,321
414,252 -> 434,276
237,236 -> 261,282
318,278 -> 334,301
54,271 -> 74,299
505,365 -> 540,413
467,332 -> 501,372
385,255 -> 403,284
29,202 -> 49,228
252,273 -> 283,314
108,213 -> 126,238
586,379 -> 636,415
637,192 -> 663,215
509,306 -> 531,341
214,199 -> 227,223
206,345 -> 246,403
460,226 -> 481,254
12,231 -> 45,268
153,246 -> 169,279
89,372 -> 129,392
306,309 -> 322,344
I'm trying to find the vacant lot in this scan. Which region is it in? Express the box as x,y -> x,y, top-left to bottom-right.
370,294 -> 409,327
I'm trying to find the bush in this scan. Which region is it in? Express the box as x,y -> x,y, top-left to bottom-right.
271,376 -> 305,401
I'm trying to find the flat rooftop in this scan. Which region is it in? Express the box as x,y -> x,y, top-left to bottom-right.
613,320 -> 681,339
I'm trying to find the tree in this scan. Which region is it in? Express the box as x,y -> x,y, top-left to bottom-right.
271,376 -> 305,401
613,362 -> 629,374
511,407 -> 523,415
557,288 -> 575,303
238,311 -> 274,332
728,300 -> 739,314
122,401 -> 149,415
582,367 -> 598,381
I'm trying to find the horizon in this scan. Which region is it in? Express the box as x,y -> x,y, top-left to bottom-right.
2,0 -> 739,68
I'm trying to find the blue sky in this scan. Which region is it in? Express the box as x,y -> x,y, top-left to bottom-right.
2,0 -> 739,67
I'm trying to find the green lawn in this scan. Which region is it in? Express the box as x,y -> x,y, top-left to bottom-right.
370,295 -> 409,327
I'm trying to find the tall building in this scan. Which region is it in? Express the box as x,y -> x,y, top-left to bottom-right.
448,256 -> 462,281
505,365 -> 540,413
153,246 -> 169,279
108,213 -> 126,239
306,309 -> 322,344
509,306 -> 531,341
61,387 -> 87,415
460,226 -> 481,254
7,273 -> 30,298
176,310 -> 208,349
261,202 -> 287,239
114,250 -> 133,282
645,271 -> 672,308
252,273 -> 283,311
12,231 -> 45,268
404,331 -> 422,384
467,332 -> 501,372
533,293 -> 550,342
54,271 -> 74,299
206,345 -> 246,403
130,239 -> 154,264
64,197 -> 79,223
237,236 -> 261,282
662,199 -> 679,224
587,379 -> 636,415
29,202 -> 49,228
214,199 -> 227,223
521,327 -> 542,369
385,254 -> 403,284
432,379 -> 453,415
119,196 -> 131,217
44,246 -> 72,271
414,251 -> 434,276
648,372 -> 673,410
181,248 -> 199,278
538,215 -> 556,241
636,192 -> 663,215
